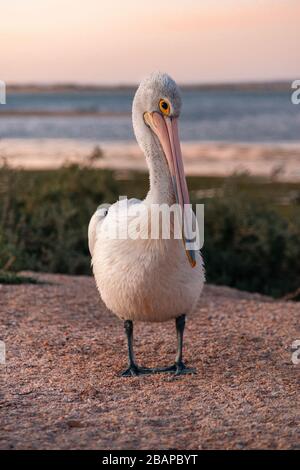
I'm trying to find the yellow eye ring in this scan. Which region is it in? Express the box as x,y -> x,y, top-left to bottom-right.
159,99 -> 170,116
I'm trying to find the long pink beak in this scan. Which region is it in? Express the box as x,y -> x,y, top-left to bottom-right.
144,111 -> 196,267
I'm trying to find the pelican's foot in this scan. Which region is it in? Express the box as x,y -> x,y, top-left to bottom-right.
154,361 -> 196,376
120,364 -> 154,377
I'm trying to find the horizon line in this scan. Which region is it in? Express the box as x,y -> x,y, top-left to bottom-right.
5,78 -> 294,91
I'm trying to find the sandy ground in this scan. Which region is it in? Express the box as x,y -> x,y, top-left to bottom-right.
0,272 -> 299,450
1,139 -> 300,181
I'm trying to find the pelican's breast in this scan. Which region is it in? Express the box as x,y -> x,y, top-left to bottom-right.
92,200 -> 205,322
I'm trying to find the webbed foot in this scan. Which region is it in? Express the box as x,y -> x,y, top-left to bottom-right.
154,361 -> 196,376
120,364 -> 154,377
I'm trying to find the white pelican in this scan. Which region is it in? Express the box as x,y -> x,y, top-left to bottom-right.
88,72 -> 205,376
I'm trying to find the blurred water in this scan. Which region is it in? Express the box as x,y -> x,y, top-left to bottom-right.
0,89 -> 299,142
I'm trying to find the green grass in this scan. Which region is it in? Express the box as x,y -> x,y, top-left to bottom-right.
1,164 -> 300,299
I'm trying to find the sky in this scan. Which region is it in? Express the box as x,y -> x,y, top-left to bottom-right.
0,0 -> 299,84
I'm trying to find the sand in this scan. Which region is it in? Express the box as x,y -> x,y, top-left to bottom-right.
0,272 -> 299,450
1,139 -> 300,181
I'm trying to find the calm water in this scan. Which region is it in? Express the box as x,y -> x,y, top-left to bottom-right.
0,89 -> 299,142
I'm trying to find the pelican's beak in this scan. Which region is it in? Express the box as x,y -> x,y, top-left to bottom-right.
144,111 -> 196,268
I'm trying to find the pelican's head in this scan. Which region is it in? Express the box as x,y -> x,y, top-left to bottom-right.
132,72 -> 182,150
132,72 -> 196,267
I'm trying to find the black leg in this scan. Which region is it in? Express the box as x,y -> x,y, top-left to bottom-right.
120,320 -> 153,377
175,314 -> 185,365
154,314 -> 196,375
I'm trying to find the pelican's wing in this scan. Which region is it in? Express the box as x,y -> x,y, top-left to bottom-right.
88,206 -> 108,256
88,199 -> 141,257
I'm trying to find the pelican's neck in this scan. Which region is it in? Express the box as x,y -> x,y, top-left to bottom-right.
144,144 -> 175,205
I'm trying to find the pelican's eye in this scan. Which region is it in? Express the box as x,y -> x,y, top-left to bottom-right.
159,99 -> 170,116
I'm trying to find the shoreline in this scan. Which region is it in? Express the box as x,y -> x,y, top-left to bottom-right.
1,138 -> 300,181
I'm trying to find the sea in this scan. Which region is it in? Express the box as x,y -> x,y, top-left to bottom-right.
0,87 -> 299,142
0,86 -> 299,180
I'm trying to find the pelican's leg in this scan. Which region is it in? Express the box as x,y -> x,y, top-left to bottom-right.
155,314 -> 196,375
120,320 -> 153,377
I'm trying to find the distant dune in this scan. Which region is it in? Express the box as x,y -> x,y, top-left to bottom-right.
0,110 -> 130,117
6,81 -> 292,94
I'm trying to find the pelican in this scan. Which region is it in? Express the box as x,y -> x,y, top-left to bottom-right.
88,72 -> 205,376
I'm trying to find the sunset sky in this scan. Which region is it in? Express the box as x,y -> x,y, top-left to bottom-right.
0,0 -> 299,84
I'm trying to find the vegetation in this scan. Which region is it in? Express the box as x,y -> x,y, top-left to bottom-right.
0,164 -> 300,298
0,270 -> 39,284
